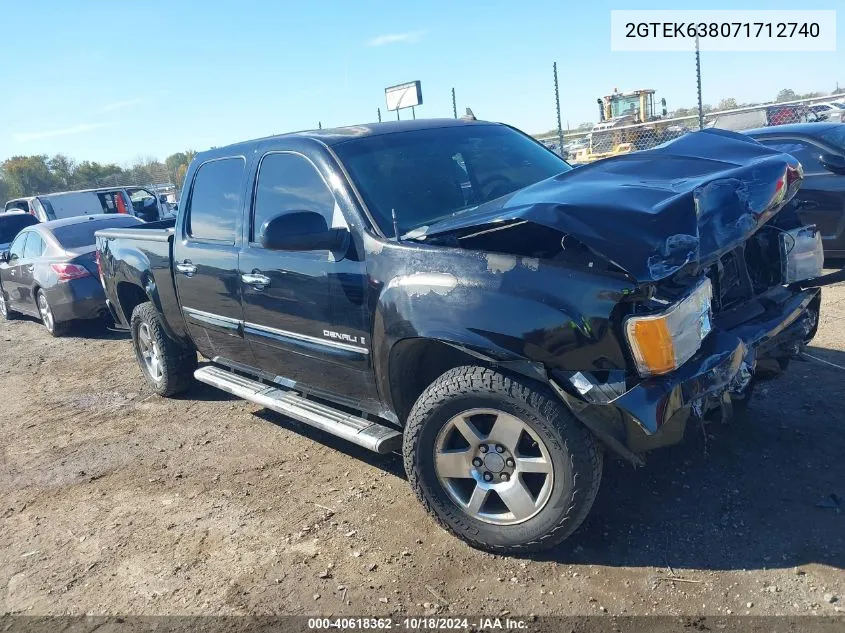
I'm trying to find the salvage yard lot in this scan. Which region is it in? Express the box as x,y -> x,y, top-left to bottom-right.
1,276 -> 843,617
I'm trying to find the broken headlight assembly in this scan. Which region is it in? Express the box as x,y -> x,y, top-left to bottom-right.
625,278 -> 713,377
781,225 -> 823,284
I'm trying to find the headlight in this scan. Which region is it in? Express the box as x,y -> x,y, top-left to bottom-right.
625,278 -> 713,377
781,225 -> 823,284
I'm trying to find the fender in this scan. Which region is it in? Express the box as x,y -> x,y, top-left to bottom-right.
366,235 -> 638,451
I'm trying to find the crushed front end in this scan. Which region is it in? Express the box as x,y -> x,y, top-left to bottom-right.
553,183 -> 829,462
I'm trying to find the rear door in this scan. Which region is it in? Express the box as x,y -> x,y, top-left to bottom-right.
238,146 -> 377,405
757,137 -> 845,254
173,156 -> 255,366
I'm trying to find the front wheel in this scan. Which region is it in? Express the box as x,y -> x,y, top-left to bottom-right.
0,289 -> 17,321
131,302 -> 197,396
403,366 -> 602,553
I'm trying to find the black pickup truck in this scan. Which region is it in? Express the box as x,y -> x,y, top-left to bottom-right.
96,119 -> 836,553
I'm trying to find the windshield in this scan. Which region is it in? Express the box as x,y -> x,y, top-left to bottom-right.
819,126 -> 845,151
0,214 -> 38,243
610,95 -> 640,118
333,124 -> 571,236
49,216 -> 141,249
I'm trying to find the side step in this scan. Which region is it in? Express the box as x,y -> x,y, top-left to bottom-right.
194,365 -> 402,454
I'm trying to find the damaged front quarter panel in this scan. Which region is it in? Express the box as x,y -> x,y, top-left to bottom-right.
365,232 -> 639,431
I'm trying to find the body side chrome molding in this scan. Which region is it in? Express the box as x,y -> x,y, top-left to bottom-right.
243,321 -> 369,355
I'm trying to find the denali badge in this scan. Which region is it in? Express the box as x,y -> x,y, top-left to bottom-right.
323,330 -> 366,345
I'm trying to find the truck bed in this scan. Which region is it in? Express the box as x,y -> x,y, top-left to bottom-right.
95,217 -> 188,342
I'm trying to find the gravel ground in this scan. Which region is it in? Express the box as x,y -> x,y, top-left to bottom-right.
0,279 -> 843,619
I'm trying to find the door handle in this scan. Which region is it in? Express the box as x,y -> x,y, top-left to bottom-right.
241,272 -> 271,290
176,261 -> 197,277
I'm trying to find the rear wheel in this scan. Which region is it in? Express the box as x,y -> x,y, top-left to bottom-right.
37,290 -> 67,336
131,302 -> 196,396
404,366 -> 603,553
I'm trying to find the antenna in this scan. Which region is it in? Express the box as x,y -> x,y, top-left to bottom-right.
391,208 -> 401,242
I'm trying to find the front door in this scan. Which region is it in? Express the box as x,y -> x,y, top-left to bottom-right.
173,156 -> 255,366
239,149 -> 378,408
1,232 -> 31,313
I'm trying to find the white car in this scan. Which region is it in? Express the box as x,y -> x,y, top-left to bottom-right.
809,103 -> 845,122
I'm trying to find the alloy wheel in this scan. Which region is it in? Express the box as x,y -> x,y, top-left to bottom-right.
137,322 -> 163,382
433,408 -> 554,525
38,293 -> 54,333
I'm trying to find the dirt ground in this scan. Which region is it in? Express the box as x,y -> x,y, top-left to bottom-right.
1,277 -> 843,620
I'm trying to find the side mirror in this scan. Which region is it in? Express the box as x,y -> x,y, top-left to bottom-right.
819,153 -> 845,175
0,250 -> 8,264
159,194 -> 168,203
260,211 -> 349,252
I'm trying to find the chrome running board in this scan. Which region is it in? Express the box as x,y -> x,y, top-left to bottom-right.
194,365 -> 401,454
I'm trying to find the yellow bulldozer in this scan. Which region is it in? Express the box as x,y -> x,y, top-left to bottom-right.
572,89 -> 683,164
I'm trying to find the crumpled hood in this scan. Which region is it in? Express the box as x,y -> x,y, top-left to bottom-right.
418,129 -> 803,283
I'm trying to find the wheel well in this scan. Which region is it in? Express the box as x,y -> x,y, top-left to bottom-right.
116,282 -> 149,323
388,338 -> 485,424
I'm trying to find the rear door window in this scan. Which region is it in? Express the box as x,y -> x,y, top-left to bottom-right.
23,233 -> 45,258
186,157 -> 245,243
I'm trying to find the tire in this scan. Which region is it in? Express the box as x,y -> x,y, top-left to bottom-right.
130,301 -> 197,396
403,366 -> 602,554
0,288 -> 17,321
36,289 -> 68,337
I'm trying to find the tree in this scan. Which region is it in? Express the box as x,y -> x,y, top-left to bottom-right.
164,150 -> 196,188
717,98 -> 738,111
48,154 -> 76,189
175,163 -> 189,189
73,161 -> 124,189
2,155 -> 59,196
671,107 -> 696,118
0,169 -> 13,202
576,122 -> 594,131
776,88 -> 797,102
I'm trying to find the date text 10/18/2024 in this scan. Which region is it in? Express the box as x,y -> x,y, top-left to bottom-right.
308,617 -> 529,630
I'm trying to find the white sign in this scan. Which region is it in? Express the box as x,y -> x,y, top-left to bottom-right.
385,81 -> 423,111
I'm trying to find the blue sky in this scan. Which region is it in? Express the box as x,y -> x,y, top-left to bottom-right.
0,0 -> 842,164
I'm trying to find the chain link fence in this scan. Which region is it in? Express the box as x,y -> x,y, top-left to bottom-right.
534,94 -> 844,164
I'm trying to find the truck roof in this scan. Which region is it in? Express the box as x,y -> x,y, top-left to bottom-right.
197,118 -> 499,160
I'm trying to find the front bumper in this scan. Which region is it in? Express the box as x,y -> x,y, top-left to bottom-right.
556,287 -> 821,459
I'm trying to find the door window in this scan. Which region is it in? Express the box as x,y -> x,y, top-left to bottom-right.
186,158 -> 246,242
251,153 -> 341,243
23,233 -> 44,259
8,233 -> 28,261
759,139 -> 824,172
